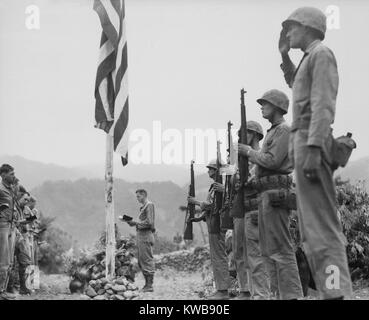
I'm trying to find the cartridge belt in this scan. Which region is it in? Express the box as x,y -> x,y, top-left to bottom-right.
251,174 -> 293,193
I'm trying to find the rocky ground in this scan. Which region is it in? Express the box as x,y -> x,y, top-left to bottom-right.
14,271 -> 369,300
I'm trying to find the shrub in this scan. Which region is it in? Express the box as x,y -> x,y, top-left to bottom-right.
337,180 -> 369,280
37,212 -> 74,274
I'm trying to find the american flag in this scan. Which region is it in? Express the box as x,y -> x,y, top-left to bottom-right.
94,0 -> 129,166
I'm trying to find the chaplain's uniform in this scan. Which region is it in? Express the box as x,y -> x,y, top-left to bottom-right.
136,201 -> 156,276
248,119 -> 303,300
281,39 -> 352,299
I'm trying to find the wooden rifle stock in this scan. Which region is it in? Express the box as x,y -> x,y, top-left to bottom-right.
184,160 -> 195,240
239,89 -> 249,188
238,88 -> 249,211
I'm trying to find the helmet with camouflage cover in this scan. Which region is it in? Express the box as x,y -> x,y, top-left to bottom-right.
282,7 -> 327,40
247,120 -> 264,140
256,89 -> 289,114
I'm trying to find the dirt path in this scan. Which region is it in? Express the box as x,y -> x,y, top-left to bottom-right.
15,272 -> 369,300
16,269 -> 205,300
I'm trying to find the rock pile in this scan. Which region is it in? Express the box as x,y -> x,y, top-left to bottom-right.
66,236 -> 140,298
155,245 -> 210,272
85,276 -> 139,300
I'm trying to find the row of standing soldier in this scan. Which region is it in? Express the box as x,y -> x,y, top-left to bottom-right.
186,6 -> 356,300
0,164 -> 42,300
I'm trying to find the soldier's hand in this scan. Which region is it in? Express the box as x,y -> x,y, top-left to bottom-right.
189,215 -> 205,223
237,143 -> 251,157
303,146 -> 321,182
127,220 -> 137,227
279,27 -> 290,55
213,182 -> 225,193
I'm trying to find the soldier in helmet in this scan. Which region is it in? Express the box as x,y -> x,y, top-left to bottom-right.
242,121 -> 271,299
230,120 -> 270,300
238,90 -> 303,300
188,160 -> 231,300
279,7 -> 352,299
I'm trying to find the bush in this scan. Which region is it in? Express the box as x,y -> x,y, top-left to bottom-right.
37,212 -> 74,274
153,235 -> 178,255
337,180 -> 369,280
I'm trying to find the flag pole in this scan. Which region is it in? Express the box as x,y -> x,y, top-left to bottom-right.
105,133 -> 115,279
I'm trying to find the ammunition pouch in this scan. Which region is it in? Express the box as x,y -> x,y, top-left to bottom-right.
268,189 -> 297,211
251,174 -> 293,193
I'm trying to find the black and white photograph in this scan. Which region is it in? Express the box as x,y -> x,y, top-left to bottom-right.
1,0 -> 369,311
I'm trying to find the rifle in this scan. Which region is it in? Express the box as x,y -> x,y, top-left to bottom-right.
220,121 -> 234,230
237,88 -> 249,214
209,141 -> 223,234
239,88 -> 249,187
184,160 -> 195,240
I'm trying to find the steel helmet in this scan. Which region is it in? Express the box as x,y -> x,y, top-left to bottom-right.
282,7 -> 327,40
247,121 -> 264,140
256,89 -> 289,114
206,159 -> 225,170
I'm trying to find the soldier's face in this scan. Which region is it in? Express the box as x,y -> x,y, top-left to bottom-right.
208,168 -> 216,180
136,193 -> 146,204
1,170 -> 15,185
19,193 -> 30,207
246,130 -> 255,146
260,102 -> 275,120
286,22 -> 305,49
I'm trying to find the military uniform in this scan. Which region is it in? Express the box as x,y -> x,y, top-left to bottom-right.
247,91 -> 303,300
0,181 -> 17,294
281,7 -> 353,299
201,184 -> 231,293
244,173 -> 270,299
6,197 -> 32,294
136,201 -> 156,280
229,189 -> 251,294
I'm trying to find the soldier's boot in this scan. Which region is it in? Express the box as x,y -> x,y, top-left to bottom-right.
19,266 -> 32,295
141,274 -> 148,291
207,290 -> 230,300
232,291 -> 251,300
0,269 -> 16,300
0,269 -> 15,300
142,274 -> 154,292
6,275 -> 19,295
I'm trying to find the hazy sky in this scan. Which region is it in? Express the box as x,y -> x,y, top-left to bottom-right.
1,0 -> 368,173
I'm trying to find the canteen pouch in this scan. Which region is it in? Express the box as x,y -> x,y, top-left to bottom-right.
268,189 -> 297,211
330,133 -> 357,171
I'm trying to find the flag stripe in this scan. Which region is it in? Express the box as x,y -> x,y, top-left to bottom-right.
94,0 -> 129,165
93,0 -> 119,48
113,98 -> 129,150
